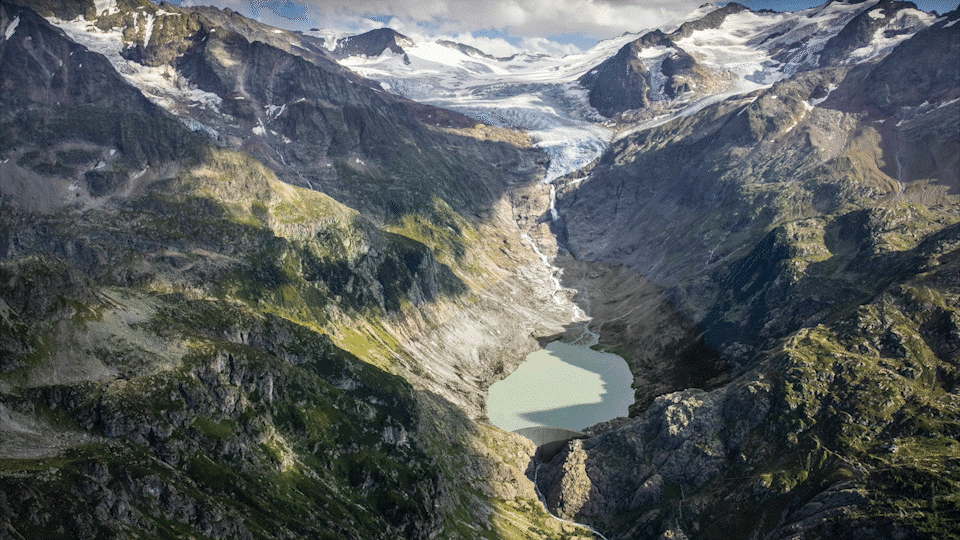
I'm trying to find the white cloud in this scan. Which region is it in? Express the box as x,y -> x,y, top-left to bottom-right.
517,36 -> 582,57
192,0 -> 713,55
299,0 -> 706,40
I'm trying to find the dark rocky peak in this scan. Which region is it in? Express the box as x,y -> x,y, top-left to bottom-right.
436,39 -> 503,60
0,2 -> 143,109
333,27 -> 413,63
834,5 -> 960,115
107,2 -> 207,68
579,40 -> 651,117
189,5 -> 339,69
21,0 -> 209,69
670,2 -> 750,38
578,3 -> 760,117
817,0 -> 927,67
20,0 -> 343,75
0,1 -> 202,201
13,0 -> 94,19
90,0 -> 336,73
174,23 -> 403,119
637,28 -> 673,48
580,25 -> 711,117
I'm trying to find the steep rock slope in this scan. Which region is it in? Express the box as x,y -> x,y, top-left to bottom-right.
0,1 -> 595,538
333,27 -> 413,63
579,0 -> 935,119
541,7 -> 960,539
578,2 -> 746,117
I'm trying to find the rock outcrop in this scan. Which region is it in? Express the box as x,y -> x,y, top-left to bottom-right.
578,3 -> 748,117
0,0 -> 585,538
333,28 -> 413,64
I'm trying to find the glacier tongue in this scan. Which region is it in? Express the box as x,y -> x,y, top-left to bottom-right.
343,43 -> 617,191
532,123 -> 610,183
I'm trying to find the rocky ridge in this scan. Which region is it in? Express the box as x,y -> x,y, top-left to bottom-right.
537,5 -> 960,539
0,0 -> 595,538
333,28 -> 413,64
579,0 -> 937,119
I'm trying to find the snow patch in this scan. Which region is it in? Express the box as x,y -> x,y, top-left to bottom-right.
141,13 -> 154,47
4,15 -> 19,40
93,0 -> 116,18
895,98 -> 959,126
265,104 -> 286,120
179,117 -> 218,139
848,9 -> 934,63
809,84 -> 837,107
639,45 -> 676,59
48,17 -> 223,115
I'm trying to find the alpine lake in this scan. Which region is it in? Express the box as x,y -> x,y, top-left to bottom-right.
486,340 -> 634,434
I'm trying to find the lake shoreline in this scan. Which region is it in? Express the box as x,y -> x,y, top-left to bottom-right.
486,340 -> 635,434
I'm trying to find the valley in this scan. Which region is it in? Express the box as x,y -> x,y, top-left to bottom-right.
0,0 -> 958,539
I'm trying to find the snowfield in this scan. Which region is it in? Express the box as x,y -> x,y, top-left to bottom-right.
39,0 -> 933,191
341,34 -> 643,184
339,0 -> 928,178
48,15 -> 223,131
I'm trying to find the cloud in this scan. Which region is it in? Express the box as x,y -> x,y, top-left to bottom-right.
191,0 -> 711,55
387,22 -> 523,57
298,0 -> 707,40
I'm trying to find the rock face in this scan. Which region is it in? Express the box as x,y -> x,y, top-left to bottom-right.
578,3 -> 747,117
844,8 -> 960,116
816,0 -> 927,68
578,1 -> 939,119
578,28 -> 708,117
579,38 -> 653,117
333,28 -> 413,64
437,39 -> 501,60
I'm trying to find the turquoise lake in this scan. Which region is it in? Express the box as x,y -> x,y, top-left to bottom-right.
486,341 -> 634,433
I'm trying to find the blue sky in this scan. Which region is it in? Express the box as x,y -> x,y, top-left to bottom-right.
178,0 -> 959,55
744,0 -> 956,12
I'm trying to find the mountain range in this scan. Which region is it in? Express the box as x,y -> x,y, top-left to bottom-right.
0,0 -> 958,538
